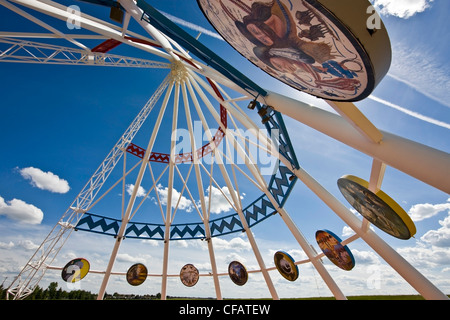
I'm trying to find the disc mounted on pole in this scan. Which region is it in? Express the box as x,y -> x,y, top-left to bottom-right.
197,0 -> 392,101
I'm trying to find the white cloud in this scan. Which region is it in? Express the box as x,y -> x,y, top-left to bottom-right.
18,239 -> 39,251
141,239 -> 160,247
371,0 -> 434,19
125,183 -> 147,198
19,167 -> 70,194
398,243 -> 450,268
0,196 -> 43,224
342,226 -> 355,237
171,240 -> 189,248
126,183 -> 195,212
212,237 -> 251,251
351,249 -> 380,265
408,198 -> 450,221
420,212 -> 450,247
0,241 -> 14,249
126,183 -> 245,214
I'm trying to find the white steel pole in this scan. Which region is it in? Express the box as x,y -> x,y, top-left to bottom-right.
257,91 -> 449,299
97,81 -> 174,300
277,206 -> 347,299
161,82 -> 180,300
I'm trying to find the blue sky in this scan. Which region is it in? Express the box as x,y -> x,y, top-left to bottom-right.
0,0 -> 449,299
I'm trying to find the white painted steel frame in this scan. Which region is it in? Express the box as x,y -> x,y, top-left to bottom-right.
4,0 -> 172,59
3,0 -> 448,301
182,81 -> 223,300
0,37 -> 170,68
160,82 -> 179,300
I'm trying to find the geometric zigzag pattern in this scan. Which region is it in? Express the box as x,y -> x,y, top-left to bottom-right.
75,108 -> 298,240
75,192 -> 277,241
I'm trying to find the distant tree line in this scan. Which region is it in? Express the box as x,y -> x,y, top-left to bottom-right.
1,282 -> 96,300
0,283 -> 166,300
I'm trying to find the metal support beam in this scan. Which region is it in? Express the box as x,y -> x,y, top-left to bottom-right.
263,91 -> 450,194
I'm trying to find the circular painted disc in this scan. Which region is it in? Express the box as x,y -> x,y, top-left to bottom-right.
126,263 -> 148,286
228,261 -> 248,286
274,251 -> 299,281
198,0 -> 391,101
61,258 -> 90,283
315,230 -> 355,271
337,175 -> 416,240
180,264 -> 200,287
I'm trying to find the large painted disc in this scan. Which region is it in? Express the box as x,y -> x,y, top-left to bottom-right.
337,175 -> 416,240
180,264 -> 200,287
126,263 -> 148,286
198,0 -> 391,101
61,258 -> 90,283
228,261 -> 248,286
315,230 -> 355,271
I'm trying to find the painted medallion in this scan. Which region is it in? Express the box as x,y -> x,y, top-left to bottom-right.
198,0 -> 381,101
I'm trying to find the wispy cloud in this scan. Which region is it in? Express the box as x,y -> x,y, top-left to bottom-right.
388,42 -> 450,109
369,41 -> 450,129
160,11 -> 223,41
368,95 -> 450,129
371,0 -> 434,19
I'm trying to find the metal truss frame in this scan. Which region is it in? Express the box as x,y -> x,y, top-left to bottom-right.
0,36 -> 170,68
